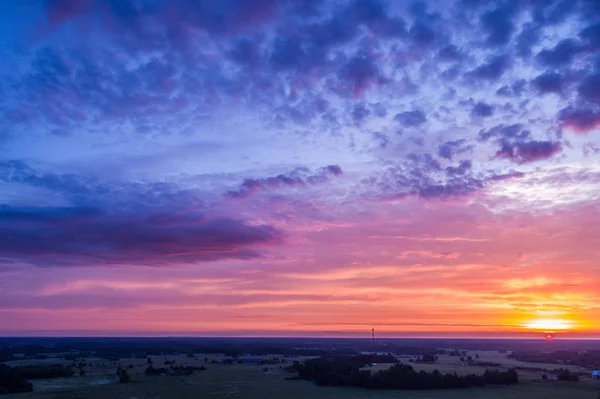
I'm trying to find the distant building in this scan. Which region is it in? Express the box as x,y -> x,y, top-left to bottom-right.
592,370 -> 600,380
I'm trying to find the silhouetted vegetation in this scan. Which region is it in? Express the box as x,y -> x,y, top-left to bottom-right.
117,367 -> 130,383
2,337 -> 599,363
64,352 -> 90,361
473,361 -> 502,367
510,350 -> 600,369
7,365 -> 74,379
171,365 -> 206,375
145,365 -> 168,375
144,364 -> 205,377
0,354 -> 15,363
416,354 -> 437,363
0,365 -> 33,395
555,368 -> 580,382
293,356 -> 518,389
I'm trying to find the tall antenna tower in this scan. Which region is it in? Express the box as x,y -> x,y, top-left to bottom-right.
372,328 -> 375,345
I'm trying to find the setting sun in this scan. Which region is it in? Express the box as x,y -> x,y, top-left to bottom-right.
524,319 -> 574,331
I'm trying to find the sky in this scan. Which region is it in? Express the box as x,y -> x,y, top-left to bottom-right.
0,0 -> 599,338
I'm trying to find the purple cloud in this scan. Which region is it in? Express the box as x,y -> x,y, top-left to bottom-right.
0,206 -> 282,266
340,55 -> 382,97
558,106 -> 600,133
494,140 -> 563,164
228,164 -> 343,198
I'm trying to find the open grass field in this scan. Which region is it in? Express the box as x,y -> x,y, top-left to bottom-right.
3,352 -> 600,399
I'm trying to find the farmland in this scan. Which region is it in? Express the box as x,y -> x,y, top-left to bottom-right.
1,338 -> 600,398
1,353 -> 599,398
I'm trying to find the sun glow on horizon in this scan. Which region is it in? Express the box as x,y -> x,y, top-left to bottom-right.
524,319 -> 574,331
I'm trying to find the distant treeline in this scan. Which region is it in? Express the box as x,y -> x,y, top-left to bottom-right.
509,350 -> 600,369
3,337 -> 600,359
145,364 -> 206,376
0,338 -> 452,361
4,364 -> 74,380
293,355 -> 519,390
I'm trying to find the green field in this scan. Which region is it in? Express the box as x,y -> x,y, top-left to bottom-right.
3,353 -> 600,399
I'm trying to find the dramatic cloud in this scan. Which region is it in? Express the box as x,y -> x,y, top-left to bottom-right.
1,0 -> 599,336
0,206 -> 282,265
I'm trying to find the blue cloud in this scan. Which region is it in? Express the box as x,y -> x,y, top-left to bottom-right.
1,0 -> 599,269
395,109 -> 427,127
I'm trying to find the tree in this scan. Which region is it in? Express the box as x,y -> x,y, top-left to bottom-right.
556,369 -> 579,382
79,367 -> 85,376
460,357 -> 465,362
420,354 -> 436,363
467,356 -> 473,362
476,354 -> 480,359
542,374 -> 547,380
117,368 -> 130,384
147,357 -> 153,365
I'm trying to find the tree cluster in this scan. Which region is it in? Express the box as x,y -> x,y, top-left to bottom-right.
555,368 -> 580,382
293,356 -> 518,390
415,354 -> 437,363
145,365 -> 168,375
509,350 -> 600,369
145,364 -> 206,376
116,367 -> 130,384
0,365 -> 33,395
3,365 -> 74,379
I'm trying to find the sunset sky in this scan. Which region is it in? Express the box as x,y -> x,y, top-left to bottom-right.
1,0 -> 600,338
